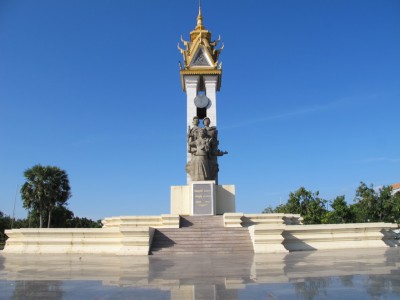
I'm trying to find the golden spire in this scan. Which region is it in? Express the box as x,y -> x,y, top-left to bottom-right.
178,0 -> 223,91
196,0 -> 204,30
178,0 -> 223,72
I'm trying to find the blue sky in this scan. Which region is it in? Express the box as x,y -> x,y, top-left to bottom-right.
1,0 -> 399,220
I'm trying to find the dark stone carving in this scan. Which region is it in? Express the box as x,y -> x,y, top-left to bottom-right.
192,183 -> 213,215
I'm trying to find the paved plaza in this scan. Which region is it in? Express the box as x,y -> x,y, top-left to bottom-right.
1,247 -> 399,299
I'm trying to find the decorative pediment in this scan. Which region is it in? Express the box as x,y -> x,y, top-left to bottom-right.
190,47 -> 213,67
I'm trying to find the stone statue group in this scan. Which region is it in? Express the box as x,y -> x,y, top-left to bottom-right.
186,116 -> 228,182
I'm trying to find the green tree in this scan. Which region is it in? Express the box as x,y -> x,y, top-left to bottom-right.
67,217 -> 102,228
285,187 -> 309,215
263,187 -> 328,224
285,187 -> 328,224
378,185 -> 394,222
263,182 -> 399,225
304,195 -> 328,224
47,205 -> 102,228
326,195 -> 353,224
273,204 -> 288,213
391,191 -> 400,223
262,204 -> 287,213
262,206 -> 275,213
48,205 -> 74,228
351,182 -> 399,223
20,165 -> 71,228
353,182 -> 378,222
0,211 -> 29,247
353,182 -> 395,223
0,211 -> 11,246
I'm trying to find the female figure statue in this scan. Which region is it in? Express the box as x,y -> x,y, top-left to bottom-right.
186,129 -> 211,181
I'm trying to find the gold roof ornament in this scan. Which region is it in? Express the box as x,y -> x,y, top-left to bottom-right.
178,3 -> 224,71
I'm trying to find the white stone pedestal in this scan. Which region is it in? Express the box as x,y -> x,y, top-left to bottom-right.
171,184 -> 235,215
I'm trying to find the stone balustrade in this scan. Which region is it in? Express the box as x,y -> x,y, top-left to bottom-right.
247,222 -> 399,253
249,224 -> 288,253
3,227 -> 151,255
3,214 -> 398,255
3,215 -> 180,255
282,223 -> 399,251
223,213 -> 244,227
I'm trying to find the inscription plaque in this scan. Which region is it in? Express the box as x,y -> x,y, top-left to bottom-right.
192,182 -> 215,215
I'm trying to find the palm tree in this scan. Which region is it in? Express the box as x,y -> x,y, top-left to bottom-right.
20,165 -> 71,228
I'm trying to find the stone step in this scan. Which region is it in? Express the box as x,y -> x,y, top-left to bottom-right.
150,246 -> 254,254
157,229 -> 246,232
151,243 -> 253,249
152,237 -> 250,242
152,240 -> 250,244
153,231 -> 249,236
155,232 -> 247,236
153,236 -> 248,244
153,230 -> 250,237
152,243 -> 253,248
151,243 -> 251,247
150,215 -> 254,255
151,247 -> 253,252
150,250 -> 253,255
151,248 -> 254,254
153,237 -> 250,240
180,216 -> 224,228
151,245 -> 252,249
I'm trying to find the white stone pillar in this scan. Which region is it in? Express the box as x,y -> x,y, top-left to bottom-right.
184,76 -> 200,144
184,75 -> 200,183
204,75 -> 218,126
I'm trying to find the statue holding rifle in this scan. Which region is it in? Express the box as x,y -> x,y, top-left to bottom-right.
186,116 -> 228,182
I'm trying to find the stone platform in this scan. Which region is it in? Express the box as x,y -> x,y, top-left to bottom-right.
2,213 -> 399,255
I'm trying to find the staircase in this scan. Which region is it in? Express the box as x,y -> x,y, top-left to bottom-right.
149,216 -> 254,255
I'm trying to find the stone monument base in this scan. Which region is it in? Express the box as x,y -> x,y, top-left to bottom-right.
3,213 -> 398,255
171,184 -> 235,215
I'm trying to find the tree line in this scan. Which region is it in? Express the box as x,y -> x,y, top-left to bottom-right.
263,182 -> 400,225
1,164 -> 101,246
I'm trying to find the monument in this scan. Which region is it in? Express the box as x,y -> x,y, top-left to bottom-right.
171,5 -> 234,216
2,4 -> 398,256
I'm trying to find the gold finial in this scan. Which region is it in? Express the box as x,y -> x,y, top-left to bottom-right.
197,0 -> 203,27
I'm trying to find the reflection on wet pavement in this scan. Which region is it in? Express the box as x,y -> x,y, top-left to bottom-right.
1,248 -> 400,299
